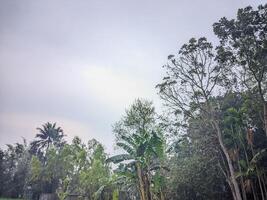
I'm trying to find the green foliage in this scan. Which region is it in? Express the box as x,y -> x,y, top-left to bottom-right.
30,156 -> 42,181
112,189 -> 119,200
108,99 -> 167,200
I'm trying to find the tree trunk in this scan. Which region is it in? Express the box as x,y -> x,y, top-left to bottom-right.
160,189 -> 165,200
261,176 -> 267,200
240,171 -> 248,200
251,182 -> 258,200
251,146 -> 266,200
236,144 -> 247,200
256,169 -> 265,200
264,101 -> 267,137
146,174 -> 152,200
213,122 -> 243,200
136,162 -> 146,200
263,174 -> 267,199
143,173 -> 151,200
227,178 -> 237,200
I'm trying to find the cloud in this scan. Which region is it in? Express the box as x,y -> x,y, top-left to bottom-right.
82,66 -> 156,112
1,0 -> 262,154
0,62 -> 159,153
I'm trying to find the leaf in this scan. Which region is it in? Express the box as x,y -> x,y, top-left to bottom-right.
149,164 -> 170,172
125,160 -> 137,168
238,159 -> 247,169
250,149 -> 267,164
106,154 -> 134,164
116,142 -> 135,155
163,76 -> 170,80
93,185 -> 105,200
168,55 -> 175,59
119,135 -> 136,148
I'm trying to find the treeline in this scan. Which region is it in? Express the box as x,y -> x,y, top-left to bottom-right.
1,3 -> 267,200
0,123 -> 112,199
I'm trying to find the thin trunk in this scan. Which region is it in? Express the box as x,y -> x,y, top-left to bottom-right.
160,189 -> 165,200
213,122 -> 243,200
239,168 -> 248,200
264,102 -> 267,137
228,179 -> 237,200
251,182 -> 258,200
218,160 -> 236,200
256,169 -> 265,200
144,173 -> 151,200
235,140 -> 247,200
263,174 -> 267,199
261,176 -> 267,200
251,146 -> 266,200
147,177 -> 152,200
243,151 -> 257,200
230,180 -> 239,200
136,162 -> 146,200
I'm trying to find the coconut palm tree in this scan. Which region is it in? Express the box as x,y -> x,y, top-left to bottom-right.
30,122 -> 65,157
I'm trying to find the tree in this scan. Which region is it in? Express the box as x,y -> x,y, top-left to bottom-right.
165,135 -> 230,200
213,4 -> 267,136
107,99 -> 166,200
79,140 -> 111,199
156,37 -> 243,200
0,139 -> 31,199
27,123 -> 65,198
30,122 -> 65,158
54,137 -> 112,200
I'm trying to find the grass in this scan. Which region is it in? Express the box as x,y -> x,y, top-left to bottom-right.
0,198 -> 23,200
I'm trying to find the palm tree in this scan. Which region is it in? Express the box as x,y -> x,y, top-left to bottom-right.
30,122 -> 65,157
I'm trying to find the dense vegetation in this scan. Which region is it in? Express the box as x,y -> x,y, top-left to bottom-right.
1,4 -> 267,200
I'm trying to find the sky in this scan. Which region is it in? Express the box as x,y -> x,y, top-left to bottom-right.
0,0 -> 265,154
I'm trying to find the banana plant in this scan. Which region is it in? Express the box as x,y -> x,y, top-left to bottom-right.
107,130 -> 166,200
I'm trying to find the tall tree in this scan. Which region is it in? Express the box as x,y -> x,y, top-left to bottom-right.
157,37 -> 243,200
213,4 -> 267,136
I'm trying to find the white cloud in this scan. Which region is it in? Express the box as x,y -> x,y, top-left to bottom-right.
82,66 -> 155,112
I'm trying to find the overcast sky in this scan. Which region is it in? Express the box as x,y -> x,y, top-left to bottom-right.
0,0 -> 264,154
